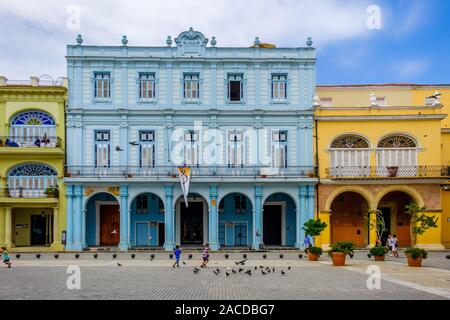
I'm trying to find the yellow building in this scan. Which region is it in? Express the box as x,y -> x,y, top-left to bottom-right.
314,84 -> 449,250
0,76 -> 67,251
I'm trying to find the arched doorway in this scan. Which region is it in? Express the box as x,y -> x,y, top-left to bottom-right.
330,192 -> 369,247
263,193 -> 296,247
218,193 -> 253,247
130,193 -> 165,247
85,192 -> 120,247
377,191 -> 413,246
176,193 -> 208,246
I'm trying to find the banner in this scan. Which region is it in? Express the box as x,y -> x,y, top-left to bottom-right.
178,166 -> 190,207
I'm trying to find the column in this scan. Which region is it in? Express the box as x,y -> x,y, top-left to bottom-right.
209,185 -> 219,251
369,210 -> 377,247
52,207 -> 60,246
297,185 -> 307,248
307,184 -> 316,246
73,185 -> 83,251
252,186 -> 263,250
5,207 -> 12,248
119,185 -> 130,251
65,185 -> 75,250
164,185 -> 175,251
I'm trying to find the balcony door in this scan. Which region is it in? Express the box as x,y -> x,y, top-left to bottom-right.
95,131 -> 111,175
329,135 -> 370,177
10,110 -> 56,147
184,130 -> 199,166
227,130 -> 244,169
376,135 -> 418,177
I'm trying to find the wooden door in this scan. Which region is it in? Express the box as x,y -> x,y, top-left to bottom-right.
100,205 -> 120,246
263,205 -> 282,245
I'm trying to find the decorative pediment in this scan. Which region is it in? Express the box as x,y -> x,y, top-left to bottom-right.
174,27 -> 208,56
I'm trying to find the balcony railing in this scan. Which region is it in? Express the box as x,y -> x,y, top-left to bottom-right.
326,166 -> 450,179
1,187 -> 59,199
0,136 -> 62,148
65,165 -> 317,178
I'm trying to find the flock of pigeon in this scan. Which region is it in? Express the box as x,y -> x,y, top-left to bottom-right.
192,258 -> 292,276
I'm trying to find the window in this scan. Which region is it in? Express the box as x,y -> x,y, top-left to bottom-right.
376,97 -> 386,106
95,130 -> 111,167
139,130 -> 155,167
227,130 -> 244,167
94,73 -> 111,99
234,195 -> 247,214
139,73 -> 156,100
319,97 -> 333,107
136,195 -> 148,214
7,163 -> 58,198
271,74 -> 287,100
228,74 -> 244,102
183,73 -> 200,100
377,135 -> 418,177
10,110 -> 56,146
272,130 -> 288,168
184,130 -> 199,165
329,135 -> 370,177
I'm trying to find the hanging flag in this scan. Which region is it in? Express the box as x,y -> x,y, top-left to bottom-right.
178,166 -> 190,207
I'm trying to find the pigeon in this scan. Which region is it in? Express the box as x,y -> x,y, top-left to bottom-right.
129,141 -> 139,146
260,265 -> 264,269
226,267 -> 232,271
261,270 -> 266,275
115,146 -> 124,151
245,269 -> 252,275
117,263 -> 122,267
272,267 -> 275,272
446,255 -> 450,260
288,266 -> 291,271
427,93 -> 442,99
214,270 -> 219,275
215,268 -> 221,273
193,268 -> 199,274
254,266 -> 258,270
281,270 -> 286,275
183,261 -> 186,265
226,272 -> 230,276
267,269 -> 271,274
232,269 -> 237,274
238,268 -> 244,273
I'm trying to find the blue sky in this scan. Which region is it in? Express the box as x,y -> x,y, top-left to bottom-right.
0,0 -> 448,84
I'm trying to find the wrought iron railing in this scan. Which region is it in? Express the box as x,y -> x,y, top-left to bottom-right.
0,136 -> 62,148
65,165 -> 317,178
326,166 -> 450,179
1,187 -> 59,198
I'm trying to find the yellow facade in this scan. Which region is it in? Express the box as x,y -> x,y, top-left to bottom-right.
315,84 -> 449,250
0,76 -> 67,251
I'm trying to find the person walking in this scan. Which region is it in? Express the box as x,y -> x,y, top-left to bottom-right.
0,247 -> 12,268
392,234 -> 399,258
386,234 -> 393,257
200,243 -> 210,268
173,245 -> 182,268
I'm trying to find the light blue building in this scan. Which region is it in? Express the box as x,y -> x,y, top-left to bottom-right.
64,28 -> 317,251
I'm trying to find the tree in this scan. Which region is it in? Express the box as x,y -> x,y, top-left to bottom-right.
365,210 -> 387,245
302,219 -> 327,246
405,203 -> 438,246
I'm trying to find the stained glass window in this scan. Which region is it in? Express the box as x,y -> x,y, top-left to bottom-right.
10,111 -> 55,126
331,135 -> 370,149
378,135 -> 417,148
8,163 -> 58,177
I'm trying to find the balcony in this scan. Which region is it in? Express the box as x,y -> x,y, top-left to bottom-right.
65,165 -> 317,179
1,187 -> 59,199
326,166 -> 450,180
0,136 -> 62,148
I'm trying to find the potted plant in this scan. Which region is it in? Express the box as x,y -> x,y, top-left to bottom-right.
405,248 -> 427,267
387,166 -> 399,177
328,242 -> 356,266
302,218 -> 327,261
44,186 -> 59,198
368,245 -> 388,261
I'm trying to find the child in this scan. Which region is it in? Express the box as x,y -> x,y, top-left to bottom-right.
386,234 -> 393,257
392,235 -> 399,258
0,247 -> 11,268
200,243 -> 210,268
173,245 -> 182,268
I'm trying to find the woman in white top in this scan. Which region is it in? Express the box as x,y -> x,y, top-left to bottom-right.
391,235 -> 399,257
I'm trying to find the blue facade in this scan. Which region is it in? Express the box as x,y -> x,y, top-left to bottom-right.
64,28 -> 317,251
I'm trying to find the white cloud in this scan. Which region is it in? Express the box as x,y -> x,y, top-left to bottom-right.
0,0 -> 376,78
392,58 -> 432,78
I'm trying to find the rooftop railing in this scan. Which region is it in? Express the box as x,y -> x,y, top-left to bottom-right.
326,166 -> 450,179
65,165 -> 317,179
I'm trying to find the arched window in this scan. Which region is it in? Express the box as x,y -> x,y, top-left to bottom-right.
377,135 -> 418,177
7,163 -> 58,198
10,111 -> 56,146
329,135 -> 370,177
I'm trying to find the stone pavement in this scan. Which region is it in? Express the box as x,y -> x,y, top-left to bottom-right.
0,251 -> 449,300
